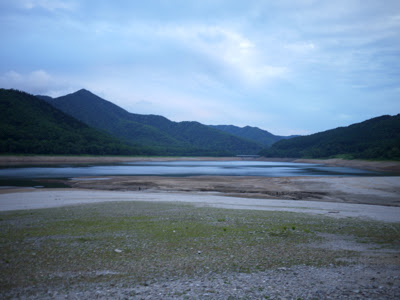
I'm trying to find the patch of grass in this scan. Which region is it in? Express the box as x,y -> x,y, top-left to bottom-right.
0,201 -> 399,294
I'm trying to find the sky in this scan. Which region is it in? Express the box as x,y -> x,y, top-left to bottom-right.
0,0 -> 399,136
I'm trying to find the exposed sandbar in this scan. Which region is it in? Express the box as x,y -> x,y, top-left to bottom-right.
65,175 -> 400,207
1,188 -> 400,222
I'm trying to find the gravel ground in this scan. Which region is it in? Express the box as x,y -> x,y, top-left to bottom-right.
5,264 -> 399,299
1,201 -> 399,299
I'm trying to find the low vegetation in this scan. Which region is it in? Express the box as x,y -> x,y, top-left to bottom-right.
1,201 -> 399,296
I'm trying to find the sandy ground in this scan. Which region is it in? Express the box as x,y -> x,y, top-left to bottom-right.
1,188 -> 400,222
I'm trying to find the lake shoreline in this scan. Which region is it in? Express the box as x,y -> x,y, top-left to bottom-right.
1,155 -> 400,173
2,175 -> 399,207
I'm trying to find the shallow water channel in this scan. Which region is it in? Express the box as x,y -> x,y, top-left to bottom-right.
0,160 -> 383,182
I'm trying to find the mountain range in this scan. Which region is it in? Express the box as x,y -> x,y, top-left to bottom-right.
261,114 -> 400,160
1,88 -> 399,160
0,89 -> 145,155
210,125 -> 298,147
39,89 -> 286,156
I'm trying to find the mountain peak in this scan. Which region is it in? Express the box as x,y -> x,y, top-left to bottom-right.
74,88 -> 94,96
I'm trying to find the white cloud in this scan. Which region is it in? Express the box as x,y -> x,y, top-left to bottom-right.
159,24 -> 289,86
0,70 -> 74,96
19,0 -> 76,11
284,42 -> 316,53
1,70 -> 23,83
27,70 -> 52,87
335,114 -> 353,121
1,1 -> 399,135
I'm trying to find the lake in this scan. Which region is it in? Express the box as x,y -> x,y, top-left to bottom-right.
0,160 -> 382,180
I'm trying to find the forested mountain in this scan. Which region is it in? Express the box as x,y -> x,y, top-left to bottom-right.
260,114 -> 400,160
0,89 -> 149,155
210,125 -> 296,147
41,89 -> 263,156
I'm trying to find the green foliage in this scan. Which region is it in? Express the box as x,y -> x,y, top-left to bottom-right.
42,89 -> 263,156
0,89 -> 149,155
260,114 -> 400,160
211,124 -> 293,147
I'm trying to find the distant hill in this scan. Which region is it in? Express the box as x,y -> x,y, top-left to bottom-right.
210,125 -> 297,147
41,89 -> 263,156
0,89 -> 148,155
260,114 -> 400,160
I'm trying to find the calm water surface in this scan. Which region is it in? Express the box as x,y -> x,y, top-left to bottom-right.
0,161 -> 381,179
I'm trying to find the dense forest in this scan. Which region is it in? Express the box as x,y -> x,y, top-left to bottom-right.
41,89 -> 263,156
260,114 -> 400,160
210,125 -> 296,147
0,89 -> 150,155
3,88 -> 399,159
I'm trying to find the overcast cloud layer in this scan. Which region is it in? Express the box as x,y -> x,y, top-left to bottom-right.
1,0 -> 399,135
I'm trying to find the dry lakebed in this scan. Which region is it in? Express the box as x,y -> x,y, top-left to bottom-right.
0,157 -> 399,299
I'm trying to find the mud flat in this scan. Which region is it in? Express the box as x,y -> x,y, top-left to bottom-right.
65,175 -> 400,207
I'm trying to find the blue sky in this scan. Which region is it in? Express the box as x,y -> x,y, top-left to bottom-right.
1,0 -> 399,135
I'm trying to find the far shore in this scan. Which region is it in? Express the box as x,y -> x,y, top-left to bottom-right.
0,155 -> 400,173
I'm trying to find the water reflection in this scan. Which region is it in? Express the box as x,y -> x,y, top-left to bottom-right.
0,160 -> 381,179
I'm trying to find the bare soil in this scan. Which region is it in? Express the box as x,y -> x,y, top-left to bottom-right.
66,175 -> 400,207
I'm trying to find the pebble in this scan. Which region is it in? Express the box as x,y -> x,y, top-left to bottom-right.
5,264 -> 399,299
